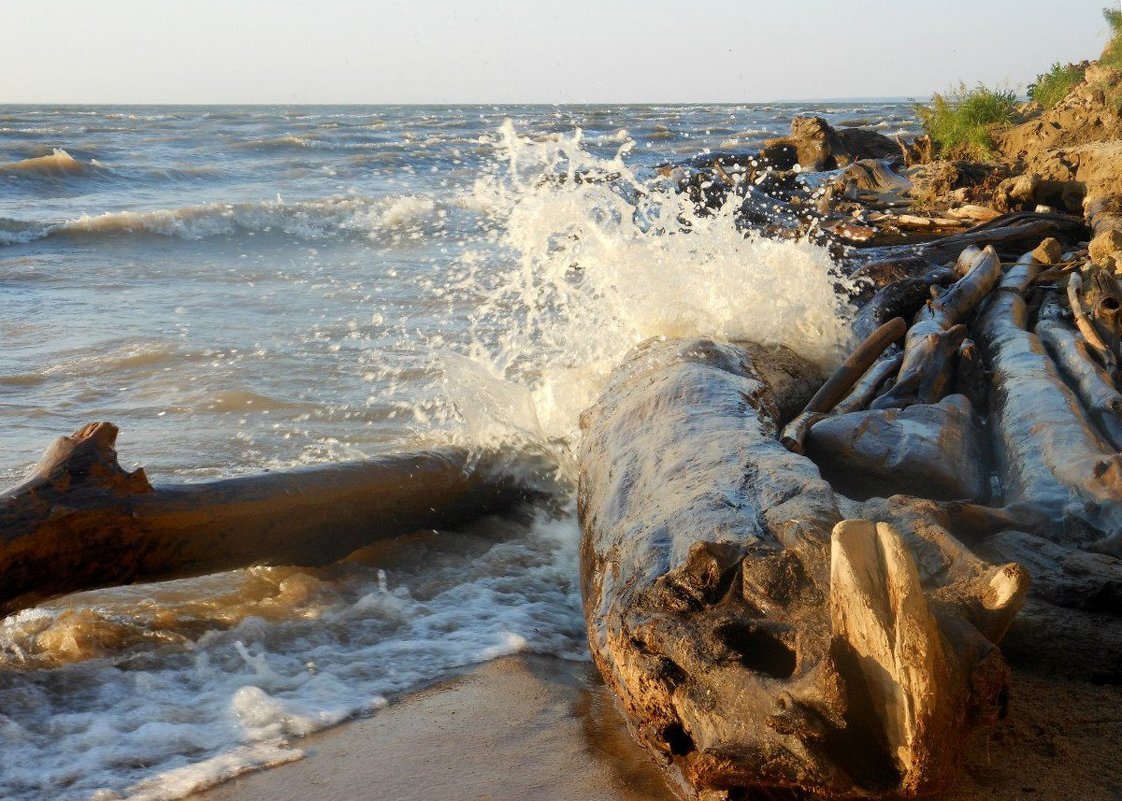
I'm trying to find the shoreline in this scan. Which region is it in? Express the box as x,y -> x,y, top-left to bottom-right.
186,654 -> 1122,801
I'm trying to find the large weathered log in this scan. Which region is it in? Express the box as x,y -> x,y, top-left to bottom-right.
976,252 -> 1122,556
0,422 -> 528,615
873,246 -> 1001,409
1087,267 -> 1122,358
579,337 -> 1024,800
978,529 -> 1122,614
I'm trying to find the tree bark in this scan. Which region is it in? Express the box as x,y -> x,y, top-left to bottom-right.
0,422 -> 528,615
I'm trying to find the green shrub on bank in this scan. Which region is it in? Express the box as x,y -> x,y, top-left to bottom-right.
915,83 -> 1019,158
1029,62 -> 1086,108
1102,6 -> 1122,68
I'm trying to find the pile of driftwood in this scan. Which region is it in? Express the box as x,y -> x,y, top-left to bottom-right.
578,232 -> 1122,800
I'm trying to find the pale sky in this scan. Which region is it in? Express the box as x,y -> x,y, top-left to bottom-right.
1,0 -> 1116,104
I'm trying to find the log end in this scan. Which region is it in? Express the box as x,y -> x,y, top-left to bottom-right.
829,519 -> 1011,797
19,421 -> 153,499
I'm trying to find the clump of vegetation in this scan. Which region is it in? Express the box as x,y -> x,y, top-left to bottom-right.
1029,62 -> 1086,108
915,83 -> 1019,159
1102,6 -> 1122,68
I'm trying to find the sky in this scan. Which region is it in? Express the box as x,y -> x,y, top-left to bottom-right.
1,0 -> 1118,104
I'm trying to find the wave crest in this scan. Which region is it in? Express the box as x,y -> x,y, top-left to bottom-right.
0,148 -> 90,175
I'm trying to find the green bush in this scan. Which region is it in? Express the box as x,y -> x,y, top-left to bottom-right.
1029,62 -> 1086,108
1102,6 -> 1122,68
915,83 -> 1019,159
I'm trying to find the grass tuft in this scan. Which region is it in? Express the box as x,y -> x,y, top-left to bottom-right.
915,83 -> 1019,159
1029,62 -> 1087,108
1101,6 -> 1122,68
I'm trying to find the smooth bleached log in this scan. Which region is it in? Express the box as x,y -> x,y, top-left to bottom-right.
805,394 -> 987,502
830,521 -> 953,784
0,422 -> 527,616
579,337 -> 1025,800
873,246 -> 1001,409
1037,319 -> 1122,450
977,252 -> 1122,556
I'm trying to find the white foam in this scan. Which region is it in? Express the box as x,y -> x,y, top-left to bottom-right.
436,120 -> 855,460
0,513 -> 585,801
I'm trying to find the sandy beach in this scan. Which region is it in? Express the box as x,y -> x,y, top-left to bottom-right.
188,652 -> 1122,801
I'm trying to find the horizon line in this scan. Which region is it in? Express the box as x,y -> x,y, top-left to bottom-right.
0,97 -> 930,108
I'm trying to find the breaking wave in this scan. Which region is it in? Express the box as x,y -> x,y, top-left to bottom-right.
0,194 -> 453,246
0,148 -> 91,175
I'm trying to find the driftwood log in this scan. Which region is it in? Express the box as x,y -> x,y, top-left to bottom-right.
854,212 -> 1086,274
780,317 -> 905,454
805,394 -> 988,502
0,422 -> 527,615
1037,319 -> 1122,450
873,246 -> 1001,409
578,337 -> 1024,800
977,252 -> 1122,556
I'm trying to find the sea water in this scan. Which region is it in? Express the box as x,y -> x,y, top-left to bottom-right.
0,103 -> 917,800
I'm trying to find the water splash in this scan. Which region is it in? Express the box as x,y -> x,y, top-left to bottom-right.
436,120 -> 855,460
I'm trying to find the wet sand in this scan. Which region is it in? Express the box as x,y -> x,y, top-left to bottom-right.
189,654 -> 1122,801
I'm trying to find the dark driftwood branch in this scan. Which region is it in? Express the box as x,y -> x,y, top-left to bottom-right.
874,245 -> 1001,409
854,211 -> 1086,270
781,316 -> 906,453
0,422 -> 528,615
1037,319 -> 1122,450
578,337 -> 1024,800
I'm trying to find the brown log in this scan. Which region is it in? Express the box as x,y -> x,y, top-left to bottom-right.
1037,319 -> 1122,450
976,251 -> 1122,556
579,336 -> 1025,800
0,422 -> 528,615
1067,272 -> 1117,373
1087,268 -> 1122,359
873,246 -> 1001,409
780,317 -> 905,453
